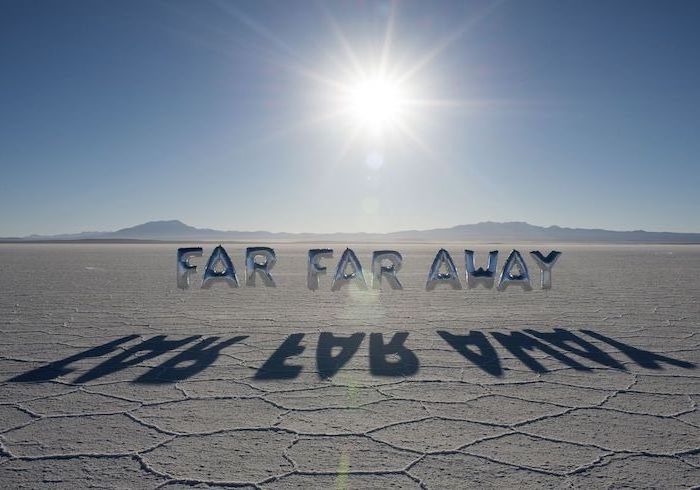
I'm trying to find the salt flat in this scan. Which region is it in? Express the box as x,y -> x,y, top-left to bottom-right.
0,243 -> 698,488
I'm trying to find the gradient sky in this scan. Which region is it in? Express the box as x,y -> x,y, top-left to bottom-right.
1,0 -> 699,236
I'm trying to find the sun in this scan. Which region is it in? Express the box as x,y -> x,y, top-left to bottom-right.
343,75 -> 407,133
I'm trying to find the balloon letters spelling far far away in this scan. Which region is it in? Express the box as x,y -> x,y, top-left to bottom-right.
529,250 -> 562,289
425,249 -> 462,291
176,247 -> 203,289
464,250 -> 499,289
201,245 -> 239,289
497,250 -> 532,291
331,248 -> 368,291
372,250 -> 403,290
307,249 -> 333,291
245,247 -> 277,287
177,247 -> 561,291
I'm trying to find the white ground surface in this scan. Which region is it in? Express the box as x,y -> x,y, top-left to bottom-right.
0,243 -> 698,488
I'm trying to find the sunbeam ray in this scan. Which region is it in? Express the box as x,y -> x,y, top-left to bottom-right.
397,0 -> 504,85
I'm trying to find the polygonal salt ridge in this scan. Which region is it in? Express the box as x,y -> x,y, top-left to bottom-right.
487,381 -> 616,408
370,417 -> 513,453
567,453 -> 700,489
22,389 -> 141,416
177,378 -> 265,398
287,434 -> 420,473
142,429 -> 297,483
378,380 -> 490,403
277,399 -> 431,436
131,397 -> 285,435
0,405 -> 36,432
259,473 -> 421,489
0,381 -> 75,404
2,413 -> 170,457
677,394 -> 700,423
410,452 -> 568,488
0,456 -> 169,489
601,391 -> 695,416
518,407 -> 700,454
264,384 -> 388,410
632,374 -> 700,395
538,368 -> 636,391
423,394 -> 570,426
84,381 -> 187,403
463,433 -> 610,474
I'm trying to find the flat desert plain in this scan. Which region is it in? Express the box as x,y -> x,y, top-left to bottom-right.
0,243 -> 698,489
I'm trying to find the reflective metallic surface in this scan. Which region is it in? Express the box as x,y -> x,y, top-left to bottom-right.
426,248 -> 462,291
371,250 -> 403,290
464,250 -> 498,289
530,250 -> 562,289
176,247 -> 203,290
497,250 -> 532,291
307,249 -> 333,291
331,248 -> 368,291
245,247 -> 277,287
201,245 -> 239,289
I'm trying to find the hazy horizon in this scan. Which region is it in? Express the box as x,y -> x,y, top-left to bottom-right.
7,218 -> 700,241
2,1 -> 699,236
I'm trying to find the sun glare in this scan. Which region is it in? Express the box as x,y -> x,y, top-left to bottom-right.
256,1 -> 485,157
344,76 -> 407,132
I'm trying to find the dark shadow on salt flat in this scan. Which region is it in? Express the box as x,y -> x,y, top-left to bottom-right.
580,329 -> 696,370
491,331 -> 592,373
254,333 -> 306,380
317,332 -> 365,379
437,330 -> 502,376
136,336 -> 248,384
524,328 -> 627,370
438,328 -> 696,375
253,331 -> 420,380
9,328 -> 695,384
369,332 -> 419,377
9,335 -> 140,382
73,335 -> 201,384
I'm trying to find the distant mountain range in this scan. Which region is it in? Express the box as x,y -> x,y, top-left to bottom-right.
2,220 -> 700,243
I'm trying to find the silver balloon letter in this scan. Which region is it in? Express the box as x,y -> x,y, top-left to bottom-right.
331,248 -> 368,291
497,250 -> 532,291
177,247 -> 202,289
307,249 -> 333,290
372,250 -> 403,290
245,247 -> 277,287
426,249 -> 462,291
201,245 -> 239,289
530,250 -> 561,289
465,250 -> 498,289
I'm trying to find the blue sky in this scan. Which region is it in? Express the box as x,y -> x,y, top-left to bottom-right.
1,0 -> 699,236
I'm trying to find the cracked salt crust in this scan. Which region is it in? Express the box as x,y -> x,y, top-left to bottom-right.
0,243 -> 698,488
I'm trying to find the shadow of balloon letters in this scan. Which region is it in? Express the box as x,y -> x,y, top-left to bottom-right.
10,335 -> 247,384
438,328 -> 695,376
254,331 -> 419,380
9,335 -> 141,382
136,336 -> 249,384
9,328 -> 695,384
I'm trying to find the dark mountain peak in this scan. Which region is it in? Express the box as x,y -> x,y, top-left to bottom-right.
451,221 -> 539,231
113,220 -> 198,237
